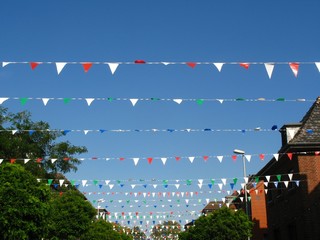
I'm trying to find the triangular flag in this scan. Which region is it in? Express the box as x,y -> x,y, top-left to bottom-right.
161,62 -> 170,65
42,98 -> 50,106
82,180 -> 88,187
217,156 -> 223,163
82,63 -> 93,72
264,63 -> 274,79
12,130 -> 18,135
131,184 -> 136,189
24,159 -> 30,164
288,173 -> 293,181
51,158 -> 57,163
188,157 -> 195,163
175,184 -> 180,189
56,62 -> 67,74
59,179 -> 64,187
289,62 -> 299,77
109,184 -> 114,190
83,130 -> 90,135
245,155 -> 251,162
221,178 -> 227,185
295,180 -> 300,187
265,176 -> 270,182
30,62 -> 40,70
2,62 -> 11,67
130,99 -> 138,106
0,98 -> 9,104
273,154 -> 279,161
315,62 -> 320,72
218,183 -> 223,190
85,98 -> 95,106
259,154 -> 265,161
107,63 -> 119,75
161,158 -> 167,165
287,153 -> 293,160
186,62 -> 196,68
216,99 -> 224,104
284,181 -> 289,188
244,177 -> 248,183
147,158 -> 153,164
213,63 -> 224,72
173,99 -> 183,104
133,158 -> 139,166
105,180 -> 110,185
240,63 -> 250,69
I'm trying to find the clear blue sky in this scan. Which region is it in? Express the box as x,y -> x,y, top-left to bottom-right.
1,0 -> 320,233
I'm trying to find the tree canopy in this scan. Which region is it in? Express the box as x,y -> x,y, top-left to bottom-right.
179,207 -> 253,240
151,221 -> 181,240
0,163 -> 51,239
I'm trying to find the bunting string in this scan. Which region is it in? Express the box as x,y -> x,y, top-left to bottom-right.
3,151 -> 319,165
0,97 -> 313,106
2,61 -> 320,78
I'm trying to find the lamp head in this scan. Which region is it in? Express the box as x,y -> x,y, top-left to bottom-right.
233,149 -> 245,155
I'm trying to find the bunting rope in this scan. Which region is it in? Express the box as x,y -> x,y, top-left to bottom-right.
4,151 -> 318,165
0,97 -> 313,106
2,61 -> 320,78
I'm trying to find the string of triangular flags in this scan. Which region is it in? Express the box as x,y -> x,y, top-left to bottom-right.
0,126 -> 283,135
4,151 -> 319,165
0,97 -> 313,106
2,61 -> 320,78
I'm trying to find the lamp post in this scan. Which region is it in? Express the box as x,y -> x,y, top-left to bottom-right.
233,149 -> 250,239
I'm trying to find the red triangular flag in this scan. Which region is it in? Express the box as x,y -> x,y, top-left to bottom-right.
203,156 -> 209,161
259,154 -> 265,161
232,155 -> 237,161
186,62 -> 197,68
119,157 -> 125,161
240,63 -> 250,69
175,157 -> 181,161
10,158 -> 16,164
36,158 -> 43,163
134,60 -> 146,64
82,63 -> 93,72
315,151 -> 320,155
59,192 -> 63,196
30,62 -> 39,70
287,153 -> 293,160
147,158 -> 153,164
289,62 -> 299,77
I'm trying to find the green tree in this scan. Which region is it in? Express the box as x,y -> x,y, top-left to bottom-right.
0,107 -> 87,176
179,207 -> 253,240
151,221 -> 181,240
0,163 -> 51,239
46,190 -> 97,240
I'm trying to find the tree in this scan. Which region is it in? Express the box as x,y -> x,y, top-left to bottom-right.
46,190 -> 97,240
0,163 -> 51,239
151,221 -> 181,240
81,219 -> 133,240
0,107 -> 87,176
179,207 -> 253,240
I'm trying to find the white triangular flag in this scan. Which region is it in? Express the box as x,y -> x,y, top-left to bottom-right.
198,179 -> 203,184
131,184 -> 136,189
213,63 -> 224,72
133,158 -> 140,166
152,192 -> 156,197
2,62 -> 12,67
85,98 -> 95,106
217,156 -> 223,163
51,158 -> 57,163
244,177 -> 248,183
181,192 -> 185,197
109,184 -> 114,190
240,197 -> 244,202
264,63 -> 274,79
245,155 -> 251,162
284,181 -> 289,188
265,176 -> 270,182
175,184 -> 180,189
82,180 -> 87,187
161,158 -> 167,165
198,184 -> 202,189
12,130 -> 18,135
221,178 -> 227,185
206,198 -> 210,204
288,173 -> 293,181
190,192 -> 194,197
105,180 -> 110,185
161,62 -> 171,65
24,159 -> 30,164
264,189 -> 268,194
315,62 -> 320,72
56,62 -> 66,75
59,179 -> 64,187
216,99 -> 224,104
172,192 -> 175,197
130,99 -> 138,106
143,193 -> 147,198
264,182 -> 268,187
173,99 -> 183,104
153,184 -> 157,189
273,154 -> 279,161
107,63 -> 119,75
185,199 -> 189,204
188,157 -> 195,163
218,183 -> 223,190
42,98 -> 50,106
84,130 -> 90,135
0,98 -> 9,104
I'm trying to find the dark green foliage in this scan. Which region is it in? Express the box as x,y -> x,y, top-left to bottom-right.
151,221 -> 181,239
46,190 -> 97,240
179,207 -> 253,240
0,163 -> 51,239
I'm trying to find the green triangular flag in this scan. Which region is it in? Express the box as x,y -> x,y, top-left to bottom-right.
276,98 -> 285,101
233,178 -> 238,185
93,200 -> 96,203
63,98 -> 71,104
276,175 -> 281,181
196,99 -> 204,105
107,97 -> 113,101
48,179 -> 53,185
93,180 -> 98,185
186,179 -> 192,185
71,180 -> 75,186
236,98 -> 245,101
162,180 -> 168,184
20,98 -> 28,105
211,179 -> 215,185
255,176 -> 259,183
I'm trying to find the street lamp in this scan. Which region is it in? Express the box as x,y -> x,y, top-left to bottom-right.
233,149 -> 250,240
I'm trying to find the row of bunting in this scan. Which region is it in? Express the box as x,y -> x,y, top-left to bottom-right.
0,97 -> 313,106
2,61 -> 320,78
4,151 -> 317,165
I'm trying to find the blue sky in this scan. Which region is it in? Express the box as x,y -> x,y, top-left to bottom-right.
1,0 -> 320,233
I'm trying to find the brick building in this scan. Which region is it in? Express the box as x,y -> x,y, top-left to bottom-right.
248,97 -> 320,240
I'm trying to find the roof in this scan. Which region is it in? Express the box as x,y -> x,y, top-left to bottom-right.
288,97 -> 320,145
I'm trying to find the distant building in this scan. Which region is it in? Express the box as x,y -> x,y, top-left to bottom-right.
248,97 -> 320,240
